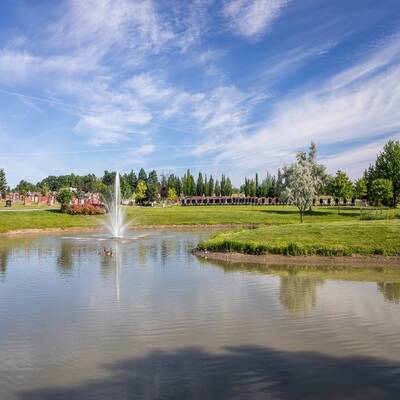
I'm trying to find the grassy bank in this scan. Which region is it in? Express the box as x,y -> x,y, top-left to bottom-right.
0,205 -> 398,234
197,220 -> 400,256
0,210 -> 100,233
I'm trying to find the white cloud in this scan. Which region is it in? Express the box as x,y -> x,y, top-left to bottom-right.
223,0 -> 288,38
193,36 -> 400,177
74,110 -> 152,145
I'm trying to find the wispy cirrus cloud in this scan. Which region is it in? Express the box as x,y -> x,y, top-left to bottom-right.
222,0 -> 289,38
194,33 -> 400,177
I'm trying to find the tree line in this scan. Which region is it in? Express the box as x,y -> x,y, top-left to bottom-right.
1,139 -> 399,210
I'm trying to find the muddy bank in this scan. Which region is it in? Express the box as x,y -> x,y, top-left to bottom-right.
193,250 -> 400,268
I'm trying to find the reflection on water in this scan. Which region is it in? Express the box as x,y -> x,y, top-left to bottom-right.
0,231 -> 400,400
279,275 -> 324,317
378,282 -> 400,304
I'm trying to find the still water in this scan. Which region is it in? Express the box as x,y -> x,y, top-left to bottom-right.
0,230 -> 400,399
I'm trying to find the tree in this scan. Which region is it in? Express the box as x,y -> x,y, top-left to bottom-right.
126,170 -> 138,192
370,178 -> 393,207
354,178 -> 367,200
282,153 -> 316,223
102,170 -> 115,186
214,179 -> 221,196
167,188 -> 177,202
196,172 -> 204,196
374,140 -> 400,207
135,180 -> 147,204
16,180 -> 36,196
138,168 -> 148,183
307,142 -> 328,195
147,170 -> 159,203
0,169 -> 7,198
225,177 -> 233,196
56,188 -> 73,212
208,175 -> 214,196
330,170 -> 353,206
120,177 -> 132,199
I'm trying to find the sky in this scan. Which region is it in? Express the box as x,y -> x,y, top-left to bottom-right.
0,0 -> 399,187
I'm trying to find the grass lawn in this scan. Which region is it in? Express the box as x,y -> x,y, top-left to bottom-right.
197,220 -> 400,256
126,205 -> 375,225
0,210 -> 101,233
0,205 -> 398,236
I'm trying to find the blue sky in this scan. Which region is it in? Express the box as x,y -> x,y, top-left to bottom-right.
0,0 -> 399,187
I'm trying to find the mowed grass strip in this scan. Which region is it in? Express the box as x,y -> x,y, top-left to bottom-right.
126,205 -> 366,225
0,210 -> 101,233
0,205 -> 397,233
197,220 -> 400,256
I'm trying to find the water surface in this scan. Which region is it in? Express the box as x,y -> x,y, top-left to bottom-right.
0,230 -> 400,399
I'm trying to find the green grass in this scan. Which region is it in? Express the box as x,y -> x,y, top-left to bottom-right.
197,220 -> 400,256
0,204 -> 397,236
126,205 -> 368,225
0,210 -> 100,233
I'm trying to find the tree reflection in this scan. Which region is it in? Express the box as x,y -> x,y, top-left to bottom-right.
377,282 -> 400,304
279,274 -> 324,317
0,248 -> 9,282
57,241 -> 74,276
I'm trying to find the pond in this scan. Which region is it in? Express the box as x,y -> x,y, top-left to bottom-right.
0,230 -> 400,399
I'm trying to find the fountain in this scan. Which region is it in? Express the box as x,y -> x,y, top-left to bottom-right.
105,172 -> 128,238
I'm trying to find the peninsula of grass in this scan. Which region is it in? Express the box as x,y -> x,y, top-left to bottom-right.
196,220 -> 400,257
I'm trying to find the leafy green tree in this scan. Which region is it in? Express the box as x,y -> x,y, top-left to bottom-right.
0,169 -> 7,198
135,180 -> 147,204
40,183 -> 50,196
167,188 -> 177,201
16,180 -> 36,196
147,170 -> 159,202
354,178 -> 367,200
56,188 -> 73,212
225,177 -> 233,196
370,178 -> 393,207
374,140 -> 400,207
120,176 -> 132,199
330,170 -> 353,205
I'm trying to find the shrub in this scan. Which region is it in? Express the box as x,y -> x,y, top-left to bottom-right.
67,204 -> 106,215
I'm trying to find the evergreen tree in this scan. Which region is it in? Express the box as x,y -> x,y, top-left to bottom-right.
126,170 -> 138,192
138,168 -> 147,183
147,170 -> 159,202
208,175 -> 214,196
255,173 -> 260,197
196,172 -> 204,196
102,170 -> 115,186
220,175 -> 226,196
215,179 -> 221,196
225,177 -> 233,196
204,175 -> 208,196
0,169 -> 7,198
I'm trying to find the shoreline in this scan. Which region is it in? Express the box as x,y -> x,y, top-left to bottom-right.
192,250 -> 400,268
0,223 -> 254,236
